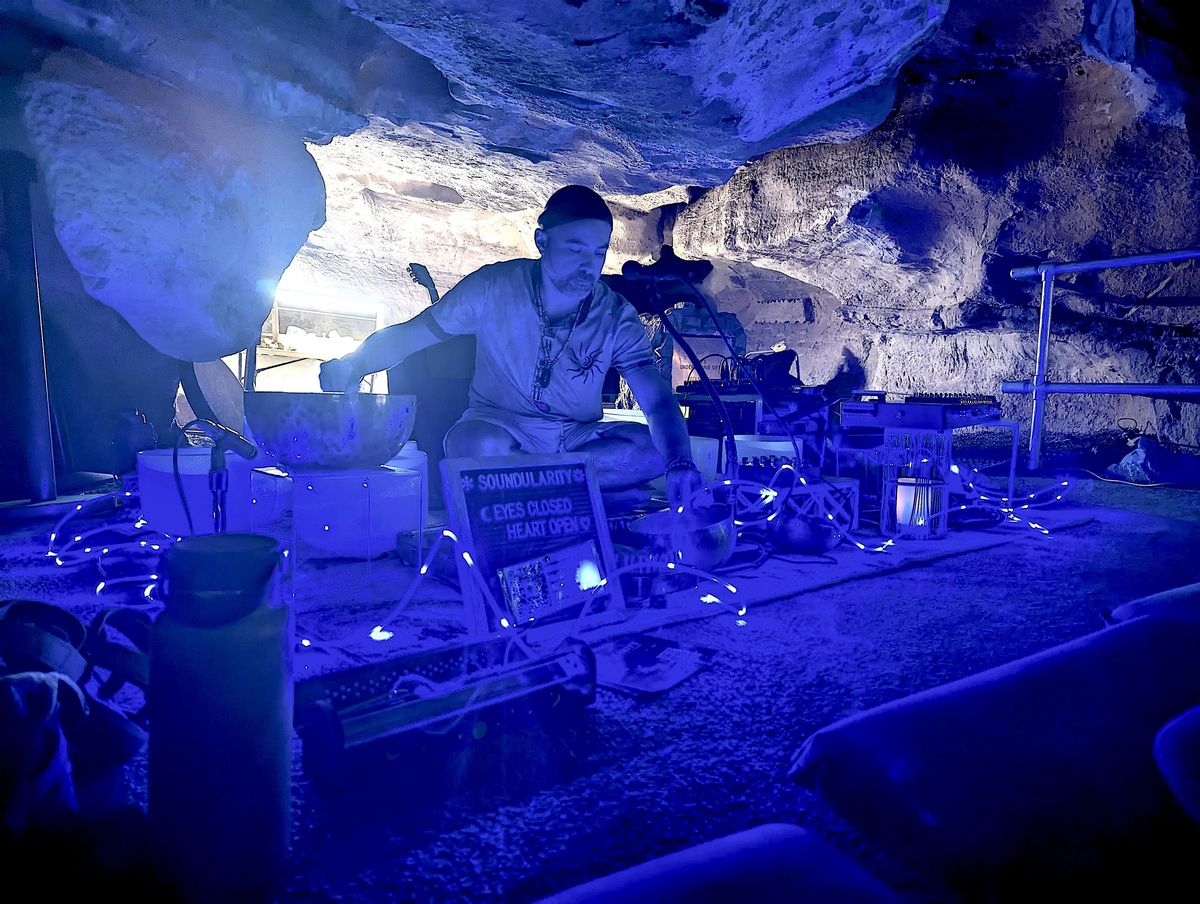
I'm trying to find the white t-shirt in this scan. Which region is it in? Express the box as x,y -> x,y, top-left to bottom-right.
422,258 -> 657,424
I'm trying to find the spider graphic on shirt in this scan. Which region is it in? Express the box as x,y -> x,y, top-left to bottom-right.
565,343 -> 605,382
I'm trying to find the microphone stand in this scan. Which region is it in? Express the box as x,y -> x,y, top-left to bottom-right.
192,421 -> 258,534
209,443 -> 230,534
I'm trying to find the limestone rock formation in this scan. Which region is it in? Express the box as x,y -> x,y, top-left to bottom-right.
20,50 -> 326,361
674,0 -> 1200,448
3,0 -> 946,361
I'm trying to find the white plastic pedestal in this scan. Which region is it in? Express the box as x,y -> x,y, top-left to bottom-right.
136,447 -> 253,536
249,461 -> 426,598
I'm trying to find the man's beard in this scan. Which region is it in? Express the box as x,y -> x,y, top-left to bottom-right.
550,269 -> 597,299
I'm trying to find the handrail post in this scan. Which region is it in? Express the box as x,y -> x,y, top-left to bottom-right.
1028,268 -> 1055,470
1006,248 -> 1200,470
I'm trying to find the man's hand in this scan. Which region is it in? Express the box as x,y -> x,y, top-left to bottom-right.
667,466 -> 705,511
318,357 -> 363,393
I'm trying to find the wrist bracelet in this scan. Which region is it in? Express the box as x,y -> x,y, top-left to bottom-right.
665,457 -> 698,472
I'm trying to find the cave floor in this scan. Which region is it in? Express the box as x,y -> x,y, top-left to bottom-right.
2,477 -> 1199,901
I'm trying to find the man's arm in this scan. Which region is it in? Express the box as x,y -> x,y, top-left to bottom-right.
620,364 -> 691,461
620,363 -> 705,508
318,314 -> 444,392
321,264 -> 491,392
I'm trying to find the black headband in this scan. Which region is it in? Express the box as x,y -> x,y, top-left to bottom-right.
537,185 -> 613,230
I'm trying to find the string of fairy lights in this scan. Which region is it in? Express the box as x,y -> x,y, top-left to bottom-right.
41,448 -> 1073,654
44,488 -> 178,602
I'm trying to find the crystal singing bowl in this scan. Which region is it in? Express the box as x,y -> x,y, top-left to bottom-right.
623,503 -> 736,571
243,392 -> 416,471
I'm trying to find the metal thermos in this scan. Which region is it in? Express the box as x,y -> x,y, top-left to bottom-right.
149,533 -> 292,901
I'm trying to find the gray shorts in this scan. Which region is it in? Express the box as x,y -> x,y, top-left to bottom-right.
453,406 -> 638,455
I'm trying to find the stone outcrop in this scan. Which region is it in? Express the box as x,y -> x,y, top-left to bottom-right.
20,50 -> 326,361
3,0 -> 946,361
674,0 -> 1200,448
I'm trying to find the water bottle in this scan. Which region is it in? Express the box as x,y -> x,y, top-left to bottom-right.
149,533 -> 292,901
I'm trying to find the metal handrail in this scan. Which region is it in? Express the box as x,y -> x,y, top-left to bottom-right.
1002,247 -> 1200,469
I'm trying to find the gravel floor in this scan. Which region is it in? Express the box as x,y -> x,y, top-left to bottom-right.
3,479 -> 1199,902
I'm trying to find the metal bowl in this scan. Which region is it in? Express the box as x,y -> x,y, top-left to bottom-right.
622,503 -> 737,571
243,391 -> 417,471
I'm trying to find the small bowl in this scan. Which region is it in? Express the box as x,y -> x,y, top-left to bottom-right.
243,391 -> 416,471
621,503 -> 737,571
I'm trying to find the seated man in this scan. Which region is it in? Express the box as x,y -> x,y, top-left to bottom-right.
319,185 -> 703,508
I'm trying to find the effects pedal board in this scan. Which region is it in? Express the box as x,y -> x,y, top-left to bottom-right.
295,635 -> 596,784
839,393 -> 1001,431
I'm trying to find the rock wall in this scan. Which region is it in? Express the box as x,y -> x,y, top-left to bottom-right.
2,0 -> 948,361
20,50 -> 326,361
674,0 -> 1200,448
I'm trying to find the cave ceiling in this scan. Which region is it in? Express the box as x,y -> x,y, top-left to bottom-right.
5,0 -> 951,194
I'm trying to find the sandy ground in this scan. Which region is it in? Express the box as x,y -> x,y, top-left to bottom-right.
2,477 -> 1199,901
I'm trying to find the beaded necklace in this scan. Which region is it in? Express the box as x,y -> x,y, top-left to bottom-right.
530,264 -> 591,413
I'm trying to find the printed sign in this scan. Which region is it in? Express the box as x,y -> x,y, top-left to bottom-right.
441,454 -> 625,636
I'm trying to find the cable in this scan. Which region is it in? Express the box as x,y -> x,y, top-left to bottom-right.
255,357 -> 317,374
678,281 -> 810,513
173,427 -> 197,536
1062,467 -> 1179,488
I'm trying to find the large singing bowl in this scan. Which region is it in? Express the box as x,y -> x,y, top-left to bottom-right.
243,391 -> 416,471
